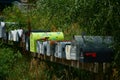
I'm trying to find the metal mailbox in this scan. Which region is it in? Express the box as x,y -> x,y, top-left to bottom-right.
0,22 -> 5,38
8,31 -> 13,41
73,35 -> 113,62
46,41 -> 56,56
55,41 -> 71,58
36,40 -> 48,55
70,39 -> 80,60
65,44 -> 71,60
22,30 -> 50,51
42,41 -> 47,55
36,40 -> 43,54
30,32 -> 64,53
8,30 -> 19,42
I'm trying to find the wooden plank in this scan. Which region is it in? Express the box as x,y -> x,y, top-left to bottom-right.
93,63 -> 99,73
77,60 -> 80,68
43,55 -> 46,60
97,63 -> 104,80
37,53 -> 41,59
50,55 -> 54,62
71,60 -> 77,67
40,54 -> 44,60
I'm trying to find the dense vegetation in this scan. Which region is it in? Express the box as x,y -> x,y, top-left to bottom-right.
0,0 -> 120,79
0,42 -> 95,80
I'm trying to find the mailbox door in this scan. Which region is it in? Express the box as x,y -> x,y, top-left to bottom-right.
55,45 -> 58,57
36,41 -> 40,53
50,43 -> 56,56
57,42 -> 62,58
0,22 -> 5,38
46,41 -> 51,56
36,41 -> 43,54
70,45 -> 77,60
65,44 -> 71,60
0,25 -> 2,38
43,41 -> 47,55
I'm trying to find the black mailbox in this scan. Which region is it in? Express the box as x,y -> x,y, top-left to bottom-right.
73,35 -> 113,62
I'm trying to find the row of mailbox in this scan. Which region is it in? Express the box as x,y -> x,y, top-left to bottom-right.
0,22 -> 23,41
0,22 -> 114,62
34,36 -> 113,63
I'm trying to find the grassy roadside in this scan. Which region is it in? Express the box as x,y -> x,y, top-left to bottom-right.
0,41 -> 94,80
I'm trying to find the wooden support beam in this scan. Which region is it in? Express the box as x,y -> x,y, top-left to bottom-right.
50,55 -> 54,62
96,63 -> 103,80
37,53 -> 41,59
43,55 -> 46,60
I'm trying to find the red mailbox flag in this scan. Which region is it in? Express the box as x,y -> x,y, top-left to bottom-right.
85,52 -> 96,58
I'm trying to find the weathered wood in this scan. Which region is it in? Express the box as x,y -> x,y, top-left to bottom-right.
44,55 -> 46,60
40,54 -> 43,60
31,52 -> 110,77
64,59 -> 71,66
103,63 -> 110,73
37,53 -> 41,58
46,55 -> 50,61
97,63 -> 104,80
71,60 -> 77,67
50,55 -> 54,62
30,58 -> 39,80
93,63 -> 99,73
77,60 -> 80,68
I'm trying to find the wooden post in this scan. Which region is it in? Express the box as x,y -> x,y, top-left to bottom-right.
71,60 -> 74,67
77,60 -> 79,68
71,60 -> 77,67
103,63 -> 106,73
54,57 -> 57,62
40,54 -> 43,60
50,55 -> 54,62
95,63 -> 103,80
94,62 -> 98,73
80,62 -> 84,80
44,55 -> 46,60
37,53 -> 41,59
30,58 -> 39,80
62,58 -> 65,64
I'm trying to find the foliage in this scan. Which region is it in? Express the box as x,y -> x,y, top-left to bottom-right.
34,0 -> 120,65
3,6 -> 28,31
1,0 -> 120,79
34,0 -> 82,35
0,44 -> 22,79
0,42 -> 33,80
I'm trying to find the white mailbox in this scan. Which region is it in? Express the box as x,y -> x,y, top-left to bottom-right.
65,44 -> 71,60
55,41 -> 71,58
36,41 -> 43,54
0,22 -> 5,38
46,41 -> 56,56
